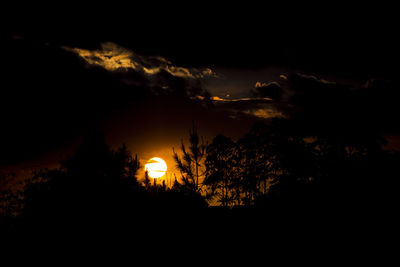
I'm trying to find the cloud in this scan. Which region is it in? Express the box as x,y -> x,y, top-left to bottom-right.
255,81 -> 280,88
215,97 -> 273,102
358,78 -> 400,133
283,72 -> 400,135
253,81 -> 283,99
191,94 -> 282,120
63,43 -> 137,70
63,42 -> 217,79
291,73 -> 337,87
244,107 -> 285,119
193,95 -> 272,103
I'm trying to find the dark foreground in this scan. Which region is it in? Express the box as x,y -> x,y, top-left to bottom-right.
1,197 -> 395,266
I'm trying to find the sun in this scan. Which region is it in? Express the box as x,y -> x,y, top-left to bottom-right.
145,157 -> 167,179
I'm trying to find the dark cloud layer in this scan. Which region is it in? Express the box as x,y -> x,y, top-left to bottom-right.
0,38 -> 143,165
2,7 -> 400,169
253,81 -> 283,100
281,73 -> 400,137
0,37 -> 246,167
5,2 -> 398,80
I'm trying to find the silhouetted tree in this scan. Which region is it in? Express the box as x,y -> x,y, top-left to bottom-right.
260,119 -> 317,199
204,134 -> 237,207
143,170 -> 151,190
236,122 -> 277,205
23,131 -> 143,228
173,123 -> 207,193
171,175 -> 183,192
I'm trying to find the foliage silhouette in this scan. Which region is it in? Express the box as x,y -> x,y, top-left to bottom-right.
19,130 -> 209,233
201,117 -> 399,211
2,117 -> 399,235
204,134 -> 237,207
172,122 -> 207,194
23,132 -> 144,229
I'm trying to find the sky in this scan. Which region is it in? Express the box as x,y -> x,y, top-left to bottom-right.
1,5 -> 399,183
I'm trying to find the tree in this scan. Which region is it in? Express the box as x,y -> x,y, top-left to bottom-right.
114,144 -> 141,185
204,134 -> 237,207
23,131 -> 143,226
173,123 -> 207,193
236,122 -> 275,205
143,170 -> 151,189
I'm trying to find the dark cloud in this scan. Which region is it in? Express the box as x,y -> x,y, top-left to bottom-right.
2,8 -> 400,169
0,37 -> 249,168
196,71 -> 400,139
0,38 -> 218,166
253,81 -> 283,100
5,2 -> 399,81
284,73 -> 354,132
357,78 -> 400,134
62,42 -> 216,79
0,38 -> 142,165
278,73 -> 400,137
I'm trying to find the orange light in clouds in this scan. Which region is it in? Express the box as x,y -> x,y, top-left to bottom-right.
144,157 -> 167,179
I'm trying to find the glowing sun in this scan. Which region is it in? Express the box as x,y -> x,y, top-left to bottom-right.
145,157 -> 167,179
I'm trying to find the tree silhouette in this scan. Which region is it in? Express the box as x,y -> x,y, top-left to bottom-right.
143,170 -> 151,190
172,123 -> 207,194
23,131 -> 143,228
4,116 -> 399,235
204,134 -> 237,207
236,122 -> 276,205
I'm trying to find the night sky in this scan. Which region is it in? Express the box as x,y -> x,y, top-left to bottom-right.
2,4 -> 399,180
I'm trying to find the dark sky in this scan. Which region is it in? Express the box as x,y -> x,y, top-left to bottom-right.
2,4 -> 399,178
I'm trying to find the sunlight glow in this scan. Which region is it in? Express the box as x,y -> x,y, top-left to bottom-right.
145,157 -> 167,179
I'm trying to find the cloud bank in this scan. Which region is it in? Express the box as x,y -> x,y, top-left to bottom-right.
63,42 -> 217,79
